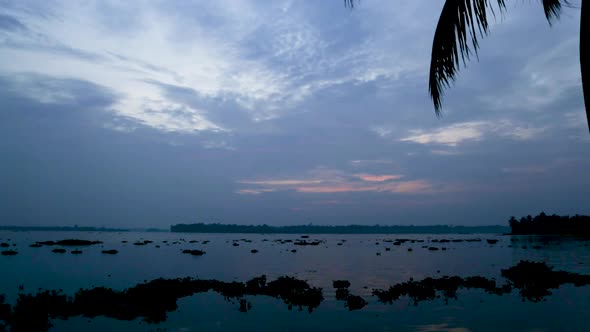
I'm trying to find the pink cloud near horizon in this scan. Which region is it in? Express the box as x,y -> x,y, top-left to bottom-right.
355,173 -> 403,182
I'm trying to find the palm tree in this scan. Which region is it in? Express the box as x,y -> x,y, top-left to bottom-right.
345,0 -> 589,132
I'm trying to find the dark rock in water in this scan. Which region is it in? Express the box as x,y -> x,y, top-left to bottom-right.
122,241 -> 128,243
291,249 -> 297,253
407,248 -> 413,252
29,244 -> 43,248
189,240 -> 198,243
155,245 -> 160,248
393,241 -> 401,246
202,241 -> 210,244
52,249 -> 66,253
182,249 -> 206,256
1,250 -> 17,256
376,253 -> 381,256
428,247 -> 439,251
294,240 -> 322,246
133,241 -> 150,246
300,235 -> 309,238
333,280 -> 351,289
451,239 -> 464,243
439,239 -> 450,243
71,250 -> 83,255
385,247 -> 391,251
102,250 -> 118,255
233,243 -> 239,247
37,240 -> 102,246
533,245 -> 542,250
0,243 -> 9,248
250,249 -> 259,254
337,243 -> 343,246
486,239 -> 499,244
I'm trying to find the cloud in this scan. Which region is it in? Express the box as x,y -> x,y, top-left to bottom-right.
239,179 -> 323,186
0,14 -> 27,31
355,174 -> 403,182
237,167 -> 435,195
0,0 -> 429,135
349,159 -> 394,166
398,120 -> 547,146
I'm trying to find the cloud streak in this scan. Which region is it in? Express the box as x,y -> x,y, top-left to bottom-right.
237,168 -> 435,195
397,120 -> 547,146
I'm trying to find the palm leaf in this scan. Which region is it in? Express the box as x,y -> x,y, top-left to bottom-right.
542,0 -> 568,24
429,0 -> 506,115
344,0 -> 357,8
581,0 -> 590,131
429,0 -> 575,116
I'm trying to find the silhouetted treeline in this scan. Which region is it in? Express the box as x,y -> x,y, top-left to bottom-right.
170,223 -> 508,234
0,226 -> 129,232
509,212 -> 590,236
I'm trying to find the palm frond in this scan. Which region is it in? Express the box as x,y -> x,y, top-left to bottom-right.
344,0 -> 357,9
581,0 -> 590,131
429,0 -> 506,115
542,0 -> 569,24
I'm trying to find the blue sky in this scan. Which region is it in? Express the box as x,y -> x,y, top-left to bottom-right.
1,0 -> 589,228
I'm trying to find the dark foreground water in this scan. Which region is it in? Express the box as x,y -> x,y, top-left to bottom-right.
1,231 -> 590,332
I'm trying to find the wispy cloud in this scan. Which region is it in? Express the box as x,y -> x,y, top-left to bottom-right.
355,174 -> 403,182
237,167 -> 435,195
0,0 -> 426,135
397,120 -> 547,146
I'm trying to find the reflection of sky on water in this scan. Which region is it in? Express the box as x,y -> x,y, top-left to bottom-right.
2,231 -> 590,331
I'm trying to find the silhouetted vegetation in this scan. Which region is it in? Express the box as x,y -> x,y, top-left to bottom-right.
332,280 -> 367,311
0,226 -> 128,232
0,261 -> 590,332
373,260 -> 590,305
1,261 -> 589,331
171,223 -> 507,234
508,212 -> 590,236
501,261 -> 590,301
0,275 -> 323,332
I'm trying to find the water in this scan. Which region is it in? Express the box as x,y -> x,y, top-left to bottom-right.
1,231 -> 590,331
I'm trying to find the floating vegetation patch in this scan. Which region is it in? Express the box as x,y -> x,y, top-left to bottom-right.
1,261 -> 589,331
35,240 -> 103,246
0,275 -> 322,332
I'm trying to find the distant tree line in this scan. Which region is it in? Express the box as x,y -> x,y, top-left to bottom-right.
0,226 -> 129,232
509,212 -> 590,236
170,223 -> 507,234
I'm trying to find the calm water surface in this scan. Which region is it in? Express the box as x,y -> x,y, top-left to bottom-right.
1,231 -> 590,331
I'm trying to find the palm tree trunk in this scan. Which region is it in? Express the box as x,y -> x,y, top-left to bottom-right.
581,0 -> 590,132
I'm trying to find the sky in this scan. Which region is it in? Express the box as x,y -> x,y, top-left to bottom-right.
1,0 -> 589,228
